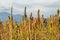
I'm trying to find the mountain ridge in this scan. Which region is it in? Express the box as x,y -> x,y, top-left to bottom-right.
0,12 -> 22,22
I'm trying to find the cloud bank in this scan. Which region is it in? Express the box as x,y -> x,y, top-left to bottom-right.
0,0 -> 60,18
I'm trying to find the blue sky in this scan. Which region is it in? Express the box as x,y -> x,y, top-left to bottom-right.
0,0 -> 60,18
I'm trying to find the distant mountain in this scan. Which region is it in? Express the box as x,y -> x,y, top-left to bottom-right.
0,12 -> 22,22
13,14 -> 22,22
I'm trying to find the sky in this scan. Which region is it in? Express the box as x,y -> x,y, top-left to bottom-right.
0,0 -> 60,18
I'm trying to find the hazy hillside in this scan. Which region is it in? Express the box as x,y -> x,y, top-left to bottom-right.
0,12 -> 22,22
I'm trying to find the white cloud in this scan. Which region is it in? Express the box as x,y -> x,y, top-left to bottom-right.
13,0 -> 59,5
0,0 -> 59,17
